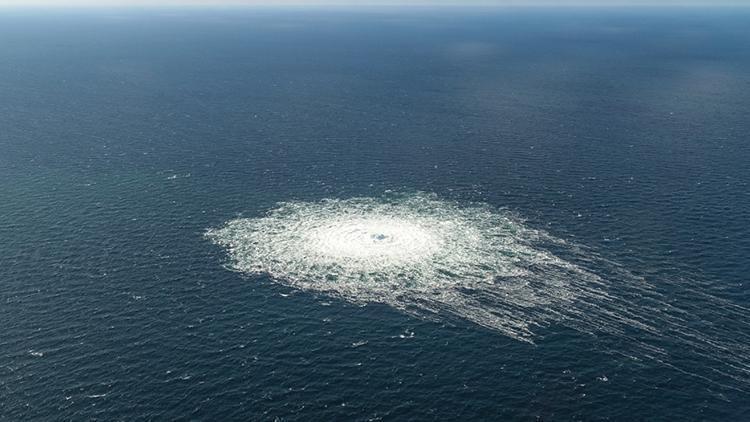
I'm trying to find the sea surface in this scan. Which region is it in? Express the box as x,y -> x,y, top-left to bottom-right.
1,7 -> 749,420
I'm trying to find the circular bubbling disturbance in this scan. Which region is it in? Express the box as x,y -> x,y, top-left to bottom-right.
304,216 -> 444,265
207,193 -> 578,340
208,193 -> 750,389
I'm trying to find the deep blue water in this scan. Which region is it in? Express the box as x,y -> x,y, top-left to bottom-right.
1,7 -> 749,420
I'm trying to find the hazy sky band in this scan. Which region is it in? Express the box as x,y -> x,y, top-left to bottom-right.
1,0 -> 748,7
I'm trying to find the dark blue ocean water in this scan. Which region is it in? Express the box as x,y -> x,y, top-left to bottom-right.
1,7 -> 749,420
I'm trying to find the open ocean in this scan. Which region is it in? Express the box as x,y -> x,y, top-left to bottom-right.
1,7 -> 749,420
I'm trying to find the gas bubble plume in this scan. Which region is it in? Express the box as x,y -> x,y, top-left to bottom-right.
207,192 -> 750,389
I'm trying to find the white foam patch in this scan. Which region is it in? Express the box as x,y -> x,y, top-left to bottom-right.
207,193 -> 588,340
207,192 -> 750,389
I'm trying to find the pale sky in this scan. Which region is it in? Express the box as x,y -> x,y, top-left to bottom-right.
0,0 -> 747,7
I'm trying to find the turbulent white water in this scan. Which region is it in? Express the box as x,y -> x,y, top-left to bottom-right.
207,192 -> 750,388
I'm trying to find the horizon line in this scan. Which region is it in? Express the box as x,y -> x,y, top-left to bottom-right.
1,1 -> 750,9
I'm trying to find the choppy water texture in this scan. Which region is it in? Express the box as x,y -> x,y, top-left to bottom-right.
210,193 -> 750,390
3,8 -> 750,421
